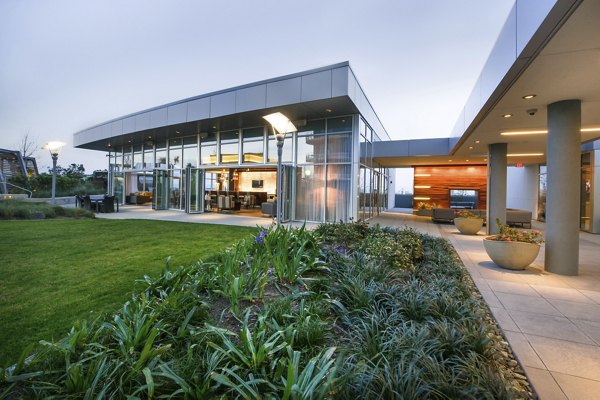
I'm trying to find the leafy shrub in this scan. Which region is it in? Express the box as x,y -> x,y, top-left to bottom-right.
2,223 -> 532,399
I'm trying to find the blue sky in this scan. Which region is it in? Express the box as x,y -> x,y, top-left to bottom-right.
0,0 -> 514,172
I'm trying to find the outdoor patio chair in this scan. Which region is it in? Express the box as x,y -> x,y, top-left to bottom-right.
97,195 -> 115,213
82,195 -> 93,211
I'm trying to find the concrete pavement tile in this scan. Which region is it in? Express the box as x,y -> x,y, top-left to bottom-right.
532,285 -> 595,304
503,331 -> 545,369
526,334 -> 600,381
580,289 -> 600,304
479,289 -> 502,308
508,310 -> 594,345
547,299 -> 600,323
495,292 -> 562,316
523,367 -> 567,400
551,372 -> 600,400
570,319 -> 600,345
487,279 -> 539,296
470,276 -> 490,290
489,306 -> 520,332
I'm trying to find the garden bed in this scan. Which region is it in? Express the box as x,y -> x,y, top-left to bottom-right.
1,222 -> 533,399
0,200 -> 94,220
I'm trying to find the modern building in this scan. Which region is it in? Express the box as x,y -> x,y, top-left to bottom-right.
75,0 -> 598,275
74,62 -> 392,223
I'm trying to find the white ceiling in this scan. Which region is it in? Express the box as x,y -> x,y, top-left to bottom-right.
452,0 -> 600,166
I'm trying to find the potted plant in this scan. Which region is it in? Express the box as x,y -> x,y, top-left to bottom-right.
454,210 -> 483,235
416,201 -> 437,216
483,219 -> 544,270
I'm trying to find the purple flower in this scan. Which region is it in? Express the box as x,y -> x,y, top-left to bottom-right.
335,246 -> 347,255
259,230 -> 267,237
255,236 -> 264,244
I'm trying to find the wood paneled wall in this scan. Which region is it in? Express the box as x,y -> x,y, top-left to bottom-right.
413,165 -> 487,209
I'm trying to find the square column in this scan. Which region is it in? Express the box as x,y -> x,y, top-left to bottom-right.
486,143 -> 507,234
546,100 -> 581,275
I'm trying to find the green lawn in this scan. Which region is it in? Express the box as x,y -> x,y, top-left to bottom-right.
0,219 -> 254,365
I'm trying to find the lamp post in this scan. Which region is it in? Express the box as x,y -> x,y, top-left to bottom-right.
263,112 -> 296,225
43,141 -> 65,205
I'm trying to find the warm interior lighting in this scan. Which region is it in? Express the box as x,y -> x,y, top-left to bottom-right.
522,94 -> 536,99
414,173 -> 431,177
414,197 -> 431,200
507,153 -> 544,157
414,185 -> 431,189
581,127 -> 600,133
475,140 -> 480,144
263,112 -> 297,135
502,114 -> 513,118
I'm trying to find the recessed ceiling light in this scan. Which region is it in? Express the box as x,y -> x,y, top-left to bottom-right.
325,109 -> 332,113
522,94 -> 536,99
466,159 -> 470,162
212,126 -> 217,129
475,140 -> 480,144
469,146 -> 473,150
449,159 -> 453,162
507,153 -> 544,157
502,114 -> 513,118
414,185 -> 431,189
501,130 -> 547,135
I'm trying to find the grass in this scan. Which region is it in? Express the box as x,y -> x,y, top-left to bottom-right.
0,219 -> 255,364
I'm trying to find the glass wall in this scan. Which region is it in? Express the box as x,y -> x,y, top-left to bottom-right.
242,127 -> 264,163
183,136 -> 198,168
200,133 -> 217,165
358,117 -> 388,219
220,130 -> 239,164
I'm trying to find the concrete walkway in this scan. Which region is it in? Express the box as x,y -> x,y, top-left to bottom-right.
372,211 -> 600,400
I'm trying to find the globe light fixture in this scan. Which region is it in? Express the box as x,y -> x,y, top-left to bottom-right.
262,112 -> 296,224
43,141 -> 65,205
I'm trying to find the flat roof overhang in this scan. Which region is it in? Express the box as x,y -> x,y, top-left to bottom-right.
74,61 -> 390,152
76,96 -> 358,151
450,0 -> 600,166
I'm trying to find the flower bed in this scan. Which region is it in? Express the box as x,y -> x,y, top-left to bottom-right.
2,222 -> 532,398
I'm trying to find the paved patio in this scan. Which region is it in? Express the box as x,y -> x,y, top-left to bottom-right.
372,210 -> 600,400
98,205 -> 600,399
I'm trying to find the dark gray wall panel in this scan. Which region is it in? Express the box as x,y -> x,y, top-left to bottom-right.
332,67 -> 349,97
167,103 -> 187,125
135,112 -> 151,131
301,71 -> 332,102
150,108 -> 168,128
111,120 -> 123,136
266,77 -> 301,107
408,139 -> 450,156
236,84 -> 267,113
187,97 -> 210,121
210,92 -> 236,117
122,116 -> 135,134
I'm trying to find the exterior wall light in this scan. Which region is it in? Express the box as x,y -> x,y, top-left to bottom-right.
43,141 -> 66,205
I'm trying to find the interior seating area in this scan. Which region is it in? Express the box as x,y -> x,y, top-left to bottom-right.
126,191 -> 152,205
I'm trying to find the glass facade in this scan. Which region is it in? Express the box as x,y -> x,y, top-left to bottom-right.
107,114 -> 389,221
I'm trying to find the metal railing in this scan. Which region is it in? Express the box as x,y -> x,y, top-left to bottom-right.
4,182 -> 32,198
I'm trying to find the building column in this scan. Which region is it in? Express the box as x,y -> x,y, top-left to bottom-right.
546,100 -> 581,275
487,143 -> 507,234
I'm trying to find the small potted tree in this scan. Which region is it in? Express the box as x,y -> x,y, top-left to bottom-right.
483,219 -> 544,270
454,210 -> 483,235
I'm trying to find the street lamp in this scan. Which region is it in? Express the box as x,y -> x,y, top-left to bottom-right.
263,112 -> 296,224
43,141 -> 65,205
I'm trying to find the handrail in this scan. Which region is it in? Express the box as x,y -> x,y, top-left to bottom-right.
4,182 -> 32,198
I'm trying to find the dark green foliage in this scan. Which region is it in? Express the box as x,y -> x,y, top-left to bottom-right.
0,200 -> 94,220
2,222 -> 531,399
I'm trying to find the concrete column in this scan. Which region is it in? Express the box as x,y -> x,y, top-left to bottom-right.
487,143 -> 507,234
546,100 -> 581,275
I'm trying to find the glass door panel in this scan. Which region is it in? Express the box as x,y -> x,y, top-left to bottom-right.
112,172 -> 124,205
168,169 -> 186,210
153,169 -> 168,210
187,168 -> 203,213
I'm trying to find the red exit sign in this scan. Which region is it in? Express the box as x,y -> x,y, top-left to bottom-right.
515,162 -> 524,168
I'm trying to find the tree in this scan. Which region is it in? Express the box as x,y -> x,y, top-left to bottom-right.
15,132 -> 38,158
47,163 -> 86,178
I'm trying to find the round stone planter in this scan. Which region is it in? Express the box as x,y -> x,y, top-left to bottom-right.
454,217 -> 483,235
483,238 -> 541,270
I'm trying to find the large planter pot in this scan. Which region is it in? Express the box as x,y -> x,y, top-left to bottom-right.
483,238 -> 541,270
454,217 -> 483,235
416,209 -> 433,217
